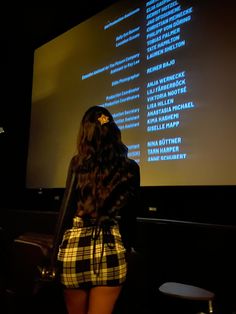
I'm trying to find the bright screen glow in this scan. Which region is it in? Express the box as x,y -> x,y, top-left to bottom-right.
27,0 -> 236,188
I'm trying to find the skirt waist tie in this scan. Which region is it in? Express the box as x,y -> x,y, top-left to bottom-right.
91,223 -> 115,276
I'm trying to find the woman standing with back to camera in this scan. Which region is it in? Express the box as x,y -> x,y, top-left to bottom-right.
57,106 -> 140,314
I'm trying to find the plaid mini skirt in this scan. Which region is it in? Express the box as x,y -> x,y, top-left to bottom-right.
57,216 -> 127,288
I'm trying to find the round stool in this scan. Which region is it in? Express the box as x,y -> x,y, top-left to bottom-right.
159,282 -> 215,314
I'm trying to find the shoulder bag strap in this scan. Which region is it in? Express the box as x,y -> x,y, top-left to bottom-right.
50,169 -> 76,266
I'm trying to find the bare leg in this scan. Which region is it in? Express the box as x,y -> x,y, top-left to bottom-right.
88,286 -> 122,314
64,288 -> 89,314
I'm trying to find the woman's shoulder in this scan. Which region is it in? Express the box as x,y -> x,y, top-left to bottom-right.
70,155 -> 76,162
69,155 -> 78,170
127,158 -> 140,169
126,158 -> 140,179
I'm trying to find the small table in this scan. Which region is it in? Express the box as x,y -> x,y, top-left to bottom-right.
159,281 -> 215,313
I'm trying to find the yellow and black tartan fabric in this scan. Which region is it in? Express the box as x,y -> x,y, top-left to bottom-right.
57,216 -> 127,288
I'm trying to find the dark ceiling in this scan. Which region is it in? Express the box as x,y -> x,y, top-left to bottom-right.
4,1 -> 117,49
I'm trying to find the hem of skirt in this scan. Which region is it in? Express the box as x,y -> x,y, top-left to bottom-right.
62,281 -> 126,289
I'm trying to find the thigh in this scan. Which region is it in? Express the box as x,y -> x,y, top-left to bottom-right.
64,288 -> 89,314
88,286 -> 122,314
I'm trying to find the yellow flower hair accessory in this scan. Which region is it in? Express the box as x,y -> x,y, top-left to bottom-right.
98,114 -> 109,125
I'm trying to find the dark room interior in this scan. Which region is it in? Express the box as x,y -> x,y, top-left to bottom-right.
1,2 -> 236,314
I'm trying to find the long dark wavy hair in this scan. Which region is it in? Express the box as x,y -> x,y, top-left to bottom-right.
73,106 -> 131,218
